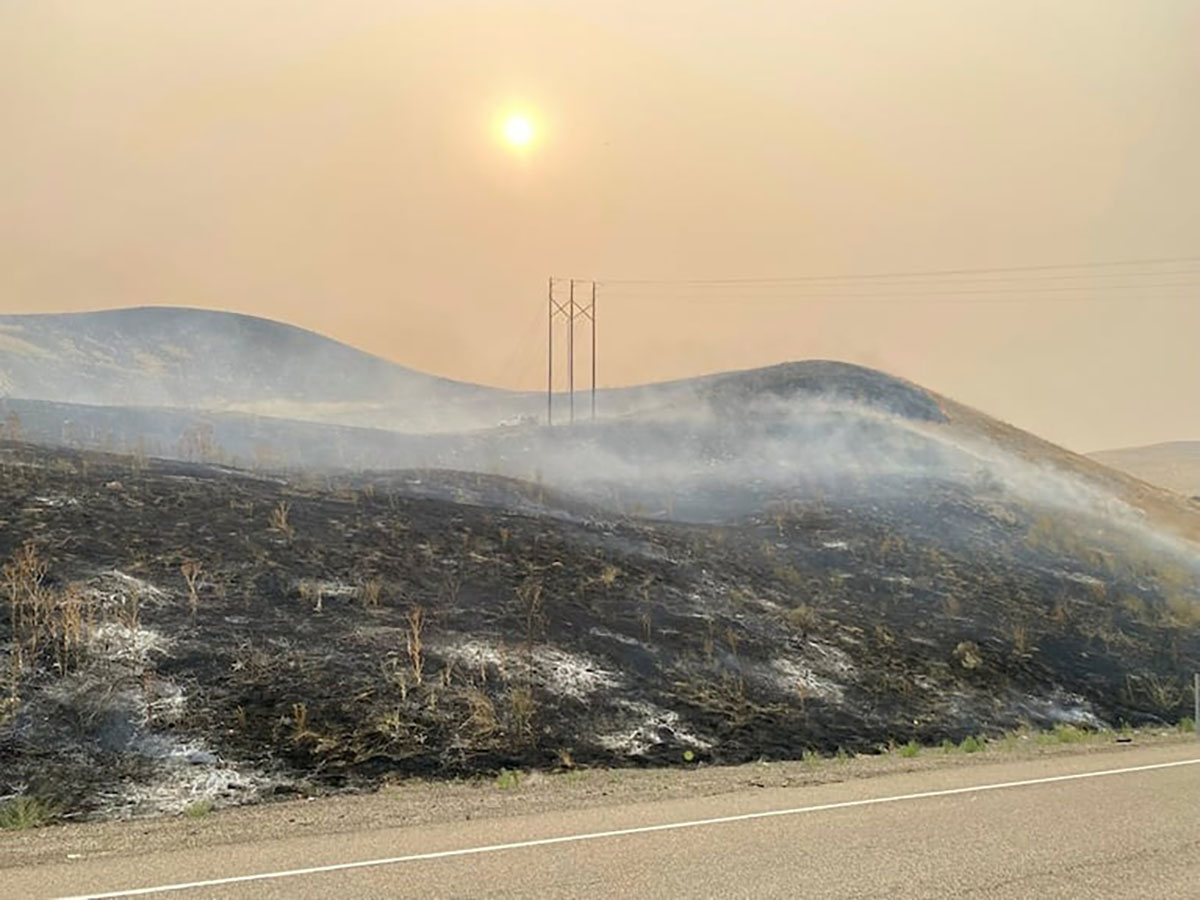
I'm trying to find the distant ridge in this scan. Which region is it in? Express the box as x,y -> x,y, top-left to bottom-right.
1089,441 -> 1200,498
0,307 -> 950,432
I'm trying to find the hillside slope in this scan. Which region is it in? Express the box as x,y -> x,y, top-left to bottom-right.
4,355 -> 1199,551
4,309 -> 1200,823
1,441 -> 1198,822
0,307 -> 532,431
1089,442 -> 1200,499
0,308 -> 995,434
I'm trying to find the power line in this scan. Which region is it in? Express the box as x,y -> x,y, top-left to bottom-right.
599,255 -> 1200,287
602,279 -> 1200,302
492,301 -> 546,388
603,267 -> 1200,291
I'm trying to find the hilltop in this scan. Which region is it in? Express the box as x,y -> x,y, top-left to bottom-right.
0,307 -> 525,432
0,307 -> 1013,439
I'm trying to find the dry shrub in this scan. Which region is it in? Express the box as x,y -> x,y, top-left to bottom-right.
3,544 -> 96,677
953,641 -> 983,670
506,685 -> 536,744
3,542 -> 49,654
268,500 -> 295,542
463,688 -> 499,741
180,561 -> 202,619
516,577 -> 544,648
299,580 -> 322,613
785,604 -> 819,637
49,585 -> 95,674
1010,622 -> 1034,656
358,578 -> 383,609
598,564 -> 620,587
291,702 -> 312,742
406,605 -> 425,685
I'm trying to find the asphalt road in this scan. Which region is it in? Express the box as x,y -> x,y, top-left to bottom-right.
7,743 -> 1200,899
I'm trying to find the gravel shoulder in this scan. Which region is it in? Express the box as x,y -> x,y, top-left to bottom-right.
3,730 -> 1193,871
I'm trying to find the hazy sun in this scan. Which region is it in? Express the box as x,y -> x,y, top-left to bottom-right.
503,114 -> 535,147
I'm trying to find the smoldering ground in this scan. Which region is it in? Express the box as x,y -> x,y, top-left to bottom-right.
1,425 -> 1198,822
4,334 -> 1200,823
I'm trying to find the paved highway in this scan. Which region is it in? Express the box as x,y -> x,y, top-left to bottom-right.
6,743 -> 1199,899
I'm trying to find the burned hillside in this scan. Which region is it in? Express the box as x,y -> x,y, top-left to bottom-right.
1,440 -> 1198,821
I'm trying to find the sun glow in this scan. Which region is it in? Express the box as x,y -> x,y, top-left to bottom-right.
503,114 -> 535,147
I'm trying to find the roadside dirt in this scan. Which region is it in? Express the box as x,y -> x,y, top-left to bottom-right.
1,731 -> 1192,871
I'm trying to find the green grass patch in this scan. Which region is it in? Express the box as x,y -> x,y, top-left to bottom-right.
996,728 -> 1028,752
1034,724 -> 1092,746
1051,724 -> 1089,744
1179,717 -> 1196,735
898,740 -> 920,758
0,795 -> 58,831
959,735 -> 985,754
495,768 -> 522,790
183,799 -> 214,819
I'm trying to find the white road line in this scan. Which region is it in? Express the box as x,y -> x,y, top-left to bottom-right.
57,756 -> 1200,899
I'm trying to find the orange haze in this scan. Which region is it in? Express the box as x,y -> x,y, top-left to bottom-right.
3,1 -> 1199,451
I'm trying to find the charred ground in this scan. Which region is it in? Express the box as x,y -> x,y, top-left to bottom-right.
2,439 -> 1198,821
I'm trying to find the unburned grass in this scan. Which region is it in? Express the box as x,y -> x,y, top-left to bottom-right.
0,795 -> 58,831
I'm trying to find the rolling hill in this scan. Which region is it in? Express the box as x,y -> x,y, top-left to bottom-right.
4,308 -> 1198,568
2,307 -> 1199,822
0,307 -> 1012,436
0,307 -> 531,432
1089,442 -> 1200,499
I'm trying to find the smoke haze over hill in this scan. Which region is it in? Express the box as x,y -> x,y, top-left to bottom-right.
4,2 -> 1200,449
3,308 -> 1198,571
2,308 -> 1200,823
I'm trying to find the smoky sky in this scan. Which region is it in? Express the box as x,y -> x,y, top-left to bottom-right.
3,1 -> 1199,452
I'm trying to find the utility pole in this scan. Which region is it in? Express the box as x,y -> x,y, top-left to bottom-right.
591,280 -> 597,421
568,279 -> 575,424
547,277 -> 554,426
546,277 -> 597,426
